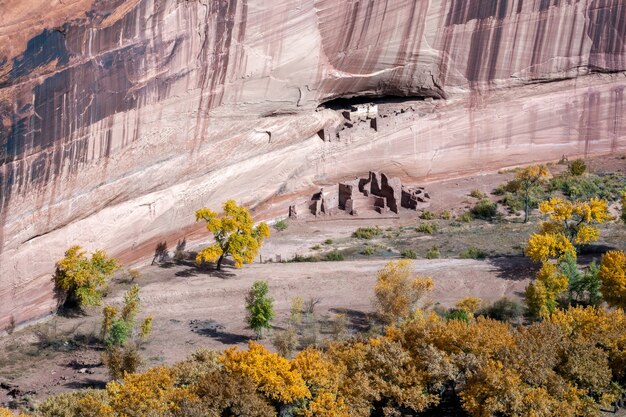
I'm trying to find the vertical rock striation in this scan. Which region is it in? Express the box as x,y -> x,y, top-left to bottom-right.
0,0 -> 625,329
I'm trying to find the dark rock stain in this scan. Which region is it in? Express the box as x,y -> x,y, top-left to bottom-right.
8,29 -> 70,82
530,6 -> 549,76
587,0 -> 626,70
446,0 -> 505,25
193,0 -> 240,148
539,0 -> 552,11
449,0 -> 508,84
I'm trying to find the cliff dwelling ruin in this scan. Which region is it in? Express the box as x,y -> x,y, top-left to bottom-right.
288,171 -> 431,219
317,97 -> 437,143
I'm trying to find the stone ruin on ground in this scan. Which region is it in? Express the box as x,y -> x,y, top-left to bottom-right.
288,171 -> 430,218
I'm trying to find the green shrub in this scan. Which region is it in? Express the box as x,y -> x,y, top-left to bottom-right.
459,247 -> 487,259
290,254 -> 320,262
352,227 -> 382,239
324,250 -> 344,261
311,244 -> 321,250
445,309 -> 470,323
568,159 -> 587,176
361,246 -> 376,256
324,239 -> 333,245
477,298 -> 524,322
469,189 -> 487,199
274,219 -> 288,231
106,319 -> 132,347
426,245 -> 440,259
400,249 -> 417,259
419,210 -> 436,220
459,212 -> 473,223
548,172 -> 626,201
416,223 -> 437,234
499,193 -> 524,213
246,280 -> 274,339
440,210 -> 453,220
470,199 -> 497,220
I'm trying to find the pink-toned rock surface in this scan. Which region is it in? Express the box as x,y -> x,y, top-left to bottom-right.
0,0 -> 625,330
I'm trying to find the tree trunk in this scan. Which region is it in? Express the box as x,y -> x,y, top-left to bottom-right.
524,192 -> 530,223
216,253 -> 225,271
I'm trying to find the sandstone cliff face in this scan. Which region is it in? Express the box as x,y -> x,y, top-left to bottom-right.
0,0 -> 625,330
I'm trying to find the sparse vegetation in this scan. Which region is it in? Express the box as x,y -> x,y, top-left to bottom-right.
548,171 -> 626,202
290,253 -> 320,262
459,211 -> 473,223
425,245 -> 440,259
323,239 -> 333,245
568,158 -> 587,176
459,247 -> 487,259
400,249 -> 417,259
101,285 -> 153,379
127,268 -> 140,283
440,210 -> 453,220
361,245 -> 376,256
419,210 -> 436,220
352,226 -> 382,239
274,219 -> 288,231
324,250 -> 344,261
445,309 -> 470,323
470,199 -> 497,220
416,223 -> 438,234
469,189 -> 487,199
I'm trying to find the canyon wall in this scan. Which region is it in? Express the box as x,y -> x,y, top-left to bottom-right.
0,0 -> 625,330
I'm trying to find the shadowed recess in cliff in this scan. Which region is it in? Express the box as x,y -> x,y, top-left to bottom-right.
318,94 -> 435,111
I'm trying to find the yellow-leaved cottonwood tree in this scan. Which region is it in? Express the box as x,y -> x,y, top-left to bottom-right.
195,200 -> 270,270
599,250 -> 626,309
54,245 -> 119,308
374,259 -> 434,325
526,197 -> 609,262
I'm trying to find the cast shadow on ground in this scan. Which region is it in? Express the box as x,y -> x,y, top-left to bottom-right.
189,319 -> 249,344
329,308 -> 372,332
174,265 -> 236,279
63,379 -> 106,390
487,256 -> 540,281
